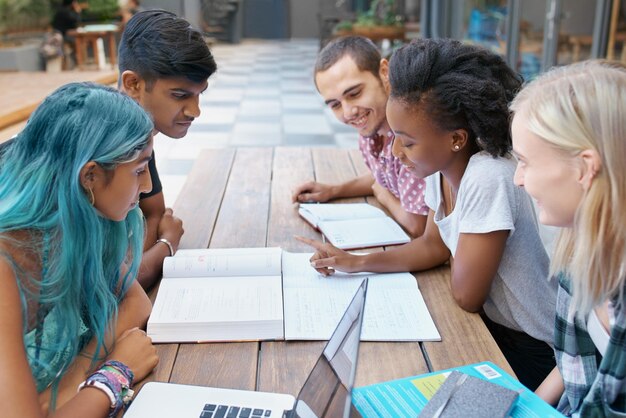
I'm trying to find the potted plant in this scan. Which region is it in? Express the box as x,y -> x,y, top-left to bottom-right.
348,0 -> 405,40
333,19 -> 354,37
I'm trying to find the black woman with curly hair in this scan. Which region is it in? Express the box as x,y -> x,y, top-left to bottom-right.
297,38 -> 557,391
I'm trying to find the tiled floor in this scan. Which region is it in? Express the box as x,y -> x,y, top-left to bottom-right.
155,39 -> 358,206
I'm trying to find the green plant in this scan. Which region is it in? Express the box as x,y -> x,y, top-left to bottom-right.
0,0 -> 51,34
81,0 -> 120,22
354,0 -> 402,28
334,19 -> 353,32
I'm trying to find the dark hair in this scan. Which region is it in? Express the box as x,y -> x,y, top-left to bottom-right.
118,10 -> 217,88
388,38 -> 522,157
315,36 -> 381,79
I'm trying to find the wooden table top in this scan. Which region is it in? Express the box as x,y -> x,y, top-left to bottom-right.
143,146 -> 513,396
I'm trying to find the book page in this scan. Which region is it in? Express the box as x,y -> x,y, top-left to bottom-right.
299,203 -> 387,226
282,252 -> 440,341
319,217 -> 410,250
162,247 -> 282,279
148,275 -> 284,342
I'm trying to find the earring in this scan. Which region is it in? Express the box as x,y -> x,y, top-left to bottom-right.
454,145 -> 460,151
88,187 -> 95,206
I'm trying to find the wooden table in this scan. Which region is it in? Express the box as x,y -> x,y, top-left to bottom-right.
143,147 -> 513,397
67,24 -> 119,70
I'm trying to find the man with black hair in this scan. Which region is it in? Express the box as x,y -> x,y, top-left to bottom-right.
118,9 -> 217,289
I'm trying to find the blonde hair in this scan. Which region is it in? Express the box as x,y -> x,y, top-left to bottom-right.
511,60 -> 626,315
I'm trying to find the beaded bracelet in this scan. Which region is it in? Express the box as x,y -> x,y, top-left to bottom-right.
77,360 -> 135,417
101,360 -> 135,404
102,360 -> 135,385
78,371 -> 123,417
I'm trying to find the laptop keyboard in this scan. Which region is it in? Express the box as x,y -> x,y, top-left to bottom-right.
200,404 -> 272,418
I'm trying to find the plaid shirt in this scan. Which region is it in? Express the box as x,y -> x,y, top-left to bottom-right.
555,272 -> 626,417
358,131 -> 429,216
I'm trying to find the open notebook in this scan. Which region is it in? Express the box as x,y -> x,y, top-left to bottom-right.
147,247 -> 440,343
298,203 -> 411,250
127,279 -> 369,418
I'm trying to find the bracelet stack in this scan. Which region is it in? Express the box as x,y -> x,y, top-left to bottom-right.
77,360 -> 135,417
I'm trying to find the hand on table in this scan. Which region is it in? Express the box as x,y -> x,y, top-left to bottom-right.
291,181 -> 334,203
107,327 -> 159,383
295,236 -> 362,276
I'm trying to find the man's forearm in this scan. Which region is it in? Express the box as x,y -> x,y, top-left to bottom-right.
332,173 -> 375,199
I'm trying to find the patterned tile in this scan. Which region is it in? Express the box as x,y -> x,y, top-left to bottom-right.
284,134 -> 335,146
194,106 -> 239,125
234,122 -> 282,135
154,39 -> 366,180
160,175 -> 188,207
231,133 -> 282,147
240,100 -> 281,116
283,114 -> 332,135
281,94 -> 324,110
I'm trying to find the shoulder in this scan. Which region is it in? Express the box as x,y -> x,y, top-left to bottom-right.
466,152 -> 516,178
461,153 -> 518,198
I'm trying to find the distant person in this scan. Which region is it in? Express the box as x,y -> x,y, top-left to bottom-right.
512,61 -> 626,415
51,0 -> 82,41
298,38 -> 558,391
292,36 -> 428,238
51,0 -> 84,69
118,10 -> 217,289
0,82 -> 158,416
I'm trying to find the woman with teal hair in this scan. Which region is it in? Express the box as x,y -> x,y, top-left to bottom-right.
0,82 -> 159,417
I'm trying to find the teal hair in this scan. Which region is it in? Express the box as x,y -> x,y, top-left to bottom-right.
0,82 -> 153,401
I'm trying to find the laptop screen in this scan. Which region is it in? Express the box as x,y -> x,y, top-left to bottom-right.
291,279 -> 367,418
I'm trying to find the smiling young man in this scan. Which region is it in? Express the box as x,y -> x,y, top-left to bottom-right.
291,36 -> 427,237
118,10 -> 217,288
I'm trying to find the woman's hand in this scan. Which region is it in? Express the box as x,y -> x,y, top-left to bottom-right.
157,208 -> 184,253
295,236 -> 362,275
107,327 -> 158,383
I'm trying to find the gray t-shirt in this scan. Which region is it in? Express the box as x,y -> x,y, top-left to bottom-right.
425,152 -> 557,344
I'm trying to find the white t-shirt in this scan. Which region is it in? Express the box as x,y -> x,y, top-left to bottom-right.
425,152 -> 557,344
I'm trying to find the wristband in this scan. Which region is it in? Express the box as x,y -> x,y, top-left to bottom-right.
156,238 -> 174,256
78,379 -> 117,407
78,360 -> 136,417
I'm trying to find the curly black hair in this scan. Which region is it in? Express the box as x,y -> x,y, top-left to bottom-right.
388,38 -> 522,157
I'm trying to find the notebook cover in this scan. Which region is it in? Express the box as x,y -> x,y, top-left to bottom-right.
418,371 -> 518,418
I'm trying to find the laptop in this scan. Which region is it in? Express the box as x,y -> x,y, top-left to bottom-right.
125,279 -> 368,418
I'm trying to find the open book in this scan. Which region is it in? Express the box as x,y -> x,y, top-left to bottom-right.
298,203 -> 411,250
148,247 -> 440,343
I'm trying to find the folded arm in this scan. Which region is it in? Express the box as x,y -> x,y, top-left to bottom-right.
535,367 -> 564,406
371,182 -> 427,237
38,280 -> 154,412
138,193 -> 183,290
0,259 -> 114,418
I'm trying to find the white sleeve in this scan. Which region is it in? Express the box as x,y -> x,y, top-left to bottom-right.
457,158 -> 517,235
424,173 -> 439,212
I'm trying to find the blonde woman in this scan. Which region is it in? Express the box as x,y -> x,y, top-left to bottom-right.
511,60 -> 626,416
